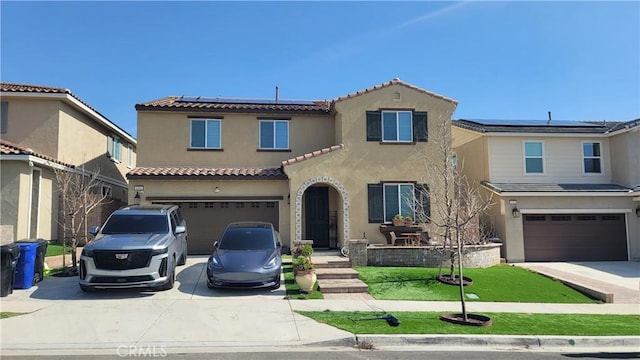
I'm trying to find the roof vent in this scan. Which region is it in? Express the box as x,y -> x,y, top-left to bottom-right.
392,91 -> 401,101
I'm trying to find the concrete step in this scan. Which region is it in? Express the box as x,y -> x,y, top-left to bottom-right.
313,258 -> 351,269
317,278 -> 369,294
315,267 -> 360,280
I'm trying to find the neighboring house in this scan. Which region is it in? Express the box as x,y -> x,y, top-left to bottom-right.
452,118 -> 640,262
130,78 -> 457,254
0,83 -> 137,242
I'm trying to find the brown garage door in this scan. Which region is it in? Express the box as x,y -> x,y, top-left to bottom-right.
176,202 -> 279,255
523,214 -> 627,262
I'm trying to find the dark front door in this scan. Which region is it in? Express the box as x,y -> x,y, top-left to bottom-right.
305,187 -> 329,248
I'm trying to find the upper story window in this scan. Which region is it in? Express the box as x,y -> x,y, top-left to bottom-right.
582,142 -> 602,174
259,120 -> 289,150
191,119 -> 221,149
383,111 -> 413,142
367,182 -> 430,223
524,141 -> 544,174
0,101 -> 8,133
366,110 -> 427,143
107,136 -> 121,162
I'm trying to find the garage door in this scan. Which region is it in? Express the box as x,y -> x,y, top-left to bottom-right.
523,214 -> 627,262
178,202 -> 279,255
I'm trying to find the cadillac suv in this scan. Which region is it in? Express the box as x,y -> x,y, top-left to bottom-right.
79,204 -> 188,292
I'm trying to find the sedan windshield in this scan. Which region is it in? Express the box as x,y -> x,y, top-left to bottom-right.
101,215 -> 169,234
219,228 -> 275,251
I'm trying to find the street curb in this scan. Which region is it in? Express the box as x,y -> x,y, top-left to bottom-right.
355,335 -> 640,349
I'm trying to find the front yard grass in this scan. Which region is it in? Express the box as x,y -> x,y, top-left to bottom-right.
299,311 -> 640,336
45,244 -> 72,257
355,265 -> 598,303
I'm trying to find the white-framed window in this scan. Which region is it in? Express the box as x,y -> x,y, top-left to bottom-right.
383,183 -> 415,222
190,119 -> 221,149
127,144 -> 134,168
107,136 -> 121,162
523,141 -> 544,174
582,141 -> 602,174
382,111 -> 413,142
259,120 -> 289,149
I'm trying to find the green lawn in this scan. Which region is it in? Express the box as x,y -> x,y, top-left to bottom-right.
298,311 -> 640,336
355,265 -> 598,303
45,244 -> 72,257
0,312 -> 26,319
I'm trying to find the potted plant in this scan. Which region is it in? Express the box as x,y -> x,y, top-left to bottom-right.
403,216 -> 413,226
392,214 -> 405,227
292,244 -> 316,293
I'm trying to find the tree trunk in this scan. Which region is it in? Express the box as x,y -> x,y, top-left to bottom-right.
70,215 -> 78,270
457,240 -> 467,321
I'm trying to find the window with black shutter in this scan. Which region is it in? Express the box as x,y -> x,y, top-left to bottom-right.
367,183 -> 383,223
366,111 -> 382,141
366,110 -> 428,143
414,183 -> 431,219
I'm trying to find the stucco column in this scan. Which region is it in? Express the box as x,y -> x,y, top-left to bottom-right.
348,238 -> 369,267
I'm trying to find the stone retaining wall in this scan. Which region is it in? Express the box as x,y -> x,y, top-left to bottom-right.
366,243 -> 502,268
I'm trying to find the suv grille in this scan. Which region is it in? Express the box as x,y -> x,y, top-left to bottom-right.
91,275 -> 154,283
93,250 -> 152,270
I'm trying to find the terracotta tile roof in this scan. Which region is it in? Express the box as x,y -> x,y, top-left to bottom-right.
127,166 -> 287,180
0,139 -> 73,167
481,181 -> 632,193
281,144 -> 344,166
135,96 -> 332,114
332,78 -> 458,104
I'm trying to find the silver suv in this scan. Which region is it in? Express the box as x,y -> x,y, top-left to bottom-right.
79,205 -> 188,292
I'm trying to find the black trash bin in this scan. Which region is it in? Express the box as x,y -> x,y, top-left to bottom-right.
1,242 -> 20,297
16,239 -> 48,284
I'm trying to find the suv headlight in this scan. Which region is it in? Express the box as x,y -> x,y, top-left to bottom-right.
151,247 -> 168,256
81,248 -> 93,257
209,256 -> 223,269
263,255 -> 278,269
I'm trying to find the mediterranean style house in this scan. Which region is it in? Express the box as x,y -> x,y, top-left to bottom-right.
0,83 -> 137,243
130,79 -> 457,254
452,118 -> 640,262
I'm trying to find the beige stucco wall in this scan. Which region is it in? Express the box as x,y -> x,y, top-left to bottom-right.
136,111 -> 334,168
610,128 -> 640,188
452,128 -> 489,186
488,136 -> 612,183
286,84 -> 457,246
0,161 -> 58,241
58,102 -> 132,188
129,179 -> 291,242
1,98 -> 60,157
494,195 -> 639,262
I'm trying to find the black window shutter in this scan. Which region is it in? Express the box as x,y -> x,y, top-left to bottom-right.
414,184 -> 431,219
366,111 -> 382,142
0,101 -> 7,133
413,111 -> 428,142
367,183 -> 384,223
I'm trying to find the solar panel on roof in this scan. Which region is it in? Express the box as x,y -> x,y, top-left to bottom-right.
177,96 -> 317,106
465,119 -> 602,127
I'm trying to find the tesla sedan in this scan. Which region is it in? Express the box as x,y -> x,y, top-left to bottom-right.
206,222 -> 282,290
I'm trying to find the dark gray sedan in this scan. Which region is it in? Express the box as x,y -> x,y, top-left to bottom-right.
206,222 -> 282,290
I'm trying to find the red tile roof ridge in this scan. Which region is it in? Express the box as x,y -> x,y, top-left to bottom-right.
127,166 -> 287,179
332,78 -> 458,104
281,144 -> 344,166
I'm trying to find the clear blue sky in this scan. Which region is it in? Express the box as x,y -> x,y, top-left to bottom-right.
2,1 -> 638,138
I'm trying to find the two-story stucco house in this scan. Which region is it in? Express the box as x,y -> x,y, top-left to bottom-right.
129,79 -> 457,254
452,118 -> 640,263
0,83 -> 137,242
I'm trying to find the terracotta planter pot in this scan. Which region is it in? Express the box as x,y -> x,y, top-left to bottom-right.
392,218 -> 404,227
294,270 -> 317,293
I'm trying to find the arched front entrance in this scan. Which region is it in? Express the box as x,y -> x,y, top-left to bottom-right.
295,177 -> 349,249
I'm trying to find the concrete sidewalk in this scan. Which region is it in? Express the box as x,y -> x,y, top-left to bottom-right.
1,257 -> 638,356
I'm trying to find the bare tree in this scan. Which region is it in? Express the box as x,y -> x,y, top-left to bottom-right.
413,117 -> 494,322
54,165 -> 110,273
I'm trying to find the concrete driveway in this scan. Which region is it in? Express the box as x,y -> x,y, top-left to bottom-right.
514,261 -> 640,303
1,256 -> 285,312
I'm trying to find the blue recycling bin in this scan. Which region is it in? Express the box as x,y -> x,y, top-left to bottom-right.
14,242 -> 39,289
